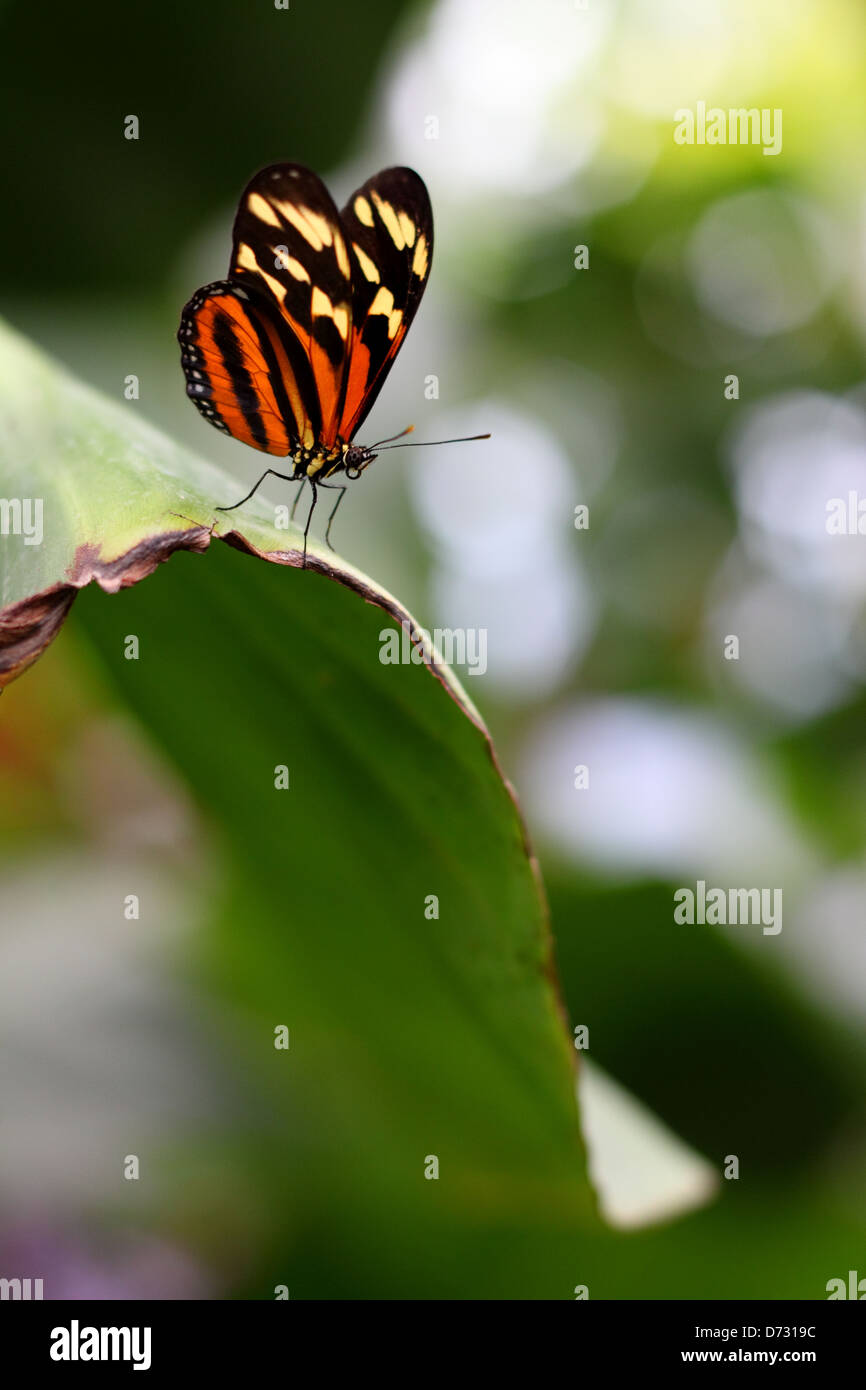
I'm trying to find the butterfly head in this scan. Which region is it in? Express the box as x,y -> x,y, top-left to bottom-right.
342,444 -> 378,481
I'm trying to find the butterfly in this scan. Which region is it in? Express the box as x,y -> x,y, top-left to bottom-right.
178,162 -> 488,562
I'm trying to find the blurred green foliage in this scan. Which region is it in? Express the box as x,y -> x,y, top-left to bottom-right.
0,0 -> 409,295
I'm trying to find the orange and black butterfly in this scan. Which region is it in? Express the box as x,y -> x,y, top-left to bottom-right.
178,162 -> 487,561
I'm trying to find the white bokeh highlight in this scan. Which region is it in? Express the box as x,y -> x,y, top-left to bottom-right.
385,0 -> 609,196
520,696 -> 814,883
688,191 -> 838,338
728,390 -> 866,599
409,401 -> 594,696
704,563 -> 854,721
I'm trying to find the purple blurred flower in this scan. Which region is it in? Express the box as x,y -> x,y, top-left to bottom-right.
0,1221 -> 213,1300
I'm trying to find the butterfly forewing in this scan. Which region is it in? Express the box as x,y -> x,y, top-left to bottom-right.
231,164 -> 354,448
338,166 -> 433,439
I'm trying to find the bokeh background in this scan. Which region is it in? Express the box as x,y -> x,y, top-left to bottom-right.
2,0 -> 865,1297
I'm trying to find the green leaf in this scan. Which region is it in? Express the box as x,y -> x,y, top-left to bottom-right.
1,317 -> 597,1296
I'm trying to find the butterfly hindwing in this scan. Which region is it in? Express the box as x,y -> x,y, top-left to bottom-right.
338,166 -> 433,439
178,280 -> 320,456
230,163 -> 354,447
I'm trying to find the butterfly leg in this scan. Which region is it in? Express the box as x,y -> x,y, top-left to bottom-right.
319,482 -> 348,551
216,469 -> 294,512
290,479 -> 306,521
302,480 -> 318,569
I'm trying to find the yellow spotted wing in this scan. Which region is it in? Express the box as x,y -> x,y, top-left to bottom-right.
337,166 -> 433,440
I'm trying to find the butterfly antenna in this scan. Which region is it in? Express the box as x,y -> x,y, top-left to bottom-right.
374,432 -> 491,451
370,425 -> 415,448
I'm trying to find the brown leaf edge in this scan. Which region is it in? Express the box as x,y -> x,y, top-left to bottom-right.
0,524 -> 576,1073
0,527 -> 212,688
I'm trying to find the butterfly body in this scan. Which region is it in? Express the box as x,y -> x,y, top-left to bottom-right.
178,163 -> 434,552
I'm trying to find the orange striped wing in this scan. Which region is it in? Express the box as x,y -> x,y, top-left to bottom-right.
178,280 -> 318,455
